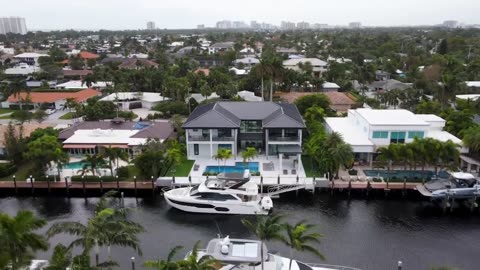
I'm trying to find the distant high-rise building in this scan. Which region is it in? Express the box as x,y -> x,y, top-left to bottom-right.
443,20 -> 459,28
296,22 -> 310,30
0,17 -> 27,35
146,21 -> 155,30
197,24 -> 205,29
349,22 -> 362,28
232,21 -> 247,29
281,21 -> 296,30
250,21 -> 261,29
216,20 -> 232,29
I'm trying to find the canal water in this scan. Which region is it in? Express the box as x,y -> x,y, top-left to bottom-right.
0,193 -> 478,270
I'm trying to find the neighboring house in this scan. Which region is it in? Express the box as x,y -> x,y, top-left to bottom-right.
324,108 -> 467,166
59,120 -> 174,156
100,92 -> 170,109
5,63 -> 42,75
283,58 -> 328,77
322,82 -> 341,92
0,123 -> 54,156
208,42 -> 234,54
237,90 -> 263,102
26,80 -> 56,88
62,69 -> 94,79
100,57 -> 158,69
13,52 -> 48,66
367,79 -> 412,92
234,57 -> 260,67
277,92 -> 355,114
229,67 -> 249,76
6,89 -> 101,109
188,93 -> 220,104
375,70 -> 391,81
195,57 -> 224,68
55,80 -> 110,90
77,51 -> 100,60
182,102 -> 305,162
456,94 -> 480,101
466,81 -> 480,89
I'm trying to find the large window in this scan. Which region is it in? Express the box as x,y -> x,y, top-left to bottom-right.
390,132 -> 406,143
218,144 -> 232,150
194,144 -> 199,155
408,131 -> 425,139
372,131 -> 389,139
240,120 -> 262,133
217,129 -> 232,138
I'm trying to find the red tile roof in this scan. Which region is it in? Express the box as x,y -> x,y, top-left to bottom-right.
7,89 -> 101,103
78,51 -> 100,59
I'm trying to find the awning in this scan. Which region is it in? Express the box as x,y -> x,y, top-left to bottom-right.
460,155 -> 480,166
277,145 -> 302,154
99,144 -> 129,149
63,144 -> 96,149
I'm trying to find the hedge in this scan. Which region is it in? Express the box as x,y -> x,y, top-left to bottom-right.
0,164 -> 17,178
70,175 -> 127,182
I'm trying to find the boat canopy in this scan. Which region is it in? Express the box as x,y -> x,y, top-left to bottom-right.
450,172 -> 476,180
204,237 -> 268,264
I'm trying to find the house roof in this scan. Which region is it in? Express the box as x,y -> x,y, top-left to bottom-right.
7,89 -> 101,103
353,108 -> 429,126
183,102 -> 305,129
0,123 -> 54,147
100,92 -> 170,103
118,58 -> 158,69
370,79 -> 412,90
62,70 -> 94,76
210,42 -> 234,49
283,58 -> 327,67
78,51 -> 100,59
14,53 -> 48,58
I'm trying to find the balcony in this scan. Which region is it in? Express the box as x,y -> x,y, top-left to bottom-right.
269,136 -> 299,142
188,135 -> 210,142
212,136 -> 234,141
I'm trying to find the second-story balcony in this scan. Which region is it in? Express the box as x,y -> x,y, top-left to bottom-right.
212,136 -> 234,141
188,135 -> 210,142
269,136 -> 300,142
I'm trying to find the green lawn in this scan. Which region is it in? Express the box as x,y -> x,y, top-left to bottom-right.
0,108 -> 15,114
0,163 -> 35,181
301,155 -> 323,177
165,160 -> 195,177
59,112 -> 74,119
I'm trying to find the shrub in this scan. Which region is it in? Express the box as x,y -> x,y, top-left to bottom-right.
117,166 -> 130,178
0,163 -> 17,177
153,101 -> 189,117
71,175 -> 126,182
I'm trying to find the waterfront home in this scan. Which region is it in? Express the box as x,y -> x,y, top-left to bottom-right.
0,123 -> 54,156
5,89 -> 101,110
58,120 -> 174,156
282,58 -> 328,78
100,92 -> 170,110
183,101 -> 305,163
324,108 -> 467,166
55,80 -> 110,90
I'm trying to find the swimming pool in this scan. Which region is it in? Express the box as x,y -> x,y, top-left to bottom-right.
63,161 -> 90,170
204,162 -> 259,174
363,170 -> 449,180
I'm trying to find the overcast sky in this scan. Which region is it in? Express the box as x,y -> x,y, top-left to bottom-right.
2,0 -> 479,30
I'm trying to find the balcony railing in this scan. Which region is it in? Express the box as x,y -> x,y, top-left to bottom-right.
269,136 -> 299,142
188,135 -> 210,142
212,136 -> 234,141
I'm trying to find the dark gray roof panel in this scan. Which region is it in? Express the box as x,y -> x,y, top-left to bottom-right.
214,103 -> 241,125
217,102 -> 280,120
263,114 -> 305,128
278,103 -> 304,124
182,110 -> 239,128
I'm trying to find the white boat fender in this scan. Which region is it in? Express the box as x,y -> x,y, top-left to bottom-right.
261,197 -> 273,210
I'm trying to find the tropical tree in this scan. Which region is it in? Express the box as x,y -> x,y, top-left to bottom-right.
177,241 -> 217,270
45,244 -> 72,270
241,214 -> 285,270
165,139 -> 186,175
78,153 -> 107,177
24,134 -> 66,177
304,105 -> 326,131
462,125 -> 480,154
0,210 -> 49,270
134,138 -> 168,178
144,246 -> 183,270
213,148 -> 233,173
282,221 -> 325,270
101,146 -> 129,177
376,144 -> 401,171
241,147 -> 257,164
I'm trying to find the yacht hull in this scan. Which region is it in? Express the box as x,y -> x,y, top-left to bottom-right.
164,188 -> 270,215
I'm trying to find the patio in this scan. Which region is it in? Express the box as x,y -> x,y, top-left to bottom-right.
188,154 -> 306,178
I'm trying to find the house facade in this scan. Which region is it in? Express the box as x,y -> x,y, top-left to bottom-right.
183,102 -> 305,160
283,58 -> 328,77
325,108 -> 467,166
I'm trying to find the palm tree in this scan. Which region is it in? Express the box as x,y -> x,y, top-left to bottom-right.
283,221 -> 325,270
213,148 -> 233,174
47,192 -> 145,266
255,58 -> 273,100
177,241 -> 217,270
241,214 -> 285,270
78,153 -> 107,177
45,244 -> 72,270
0,210 -> 49,270
376,144 -> 401,171
144,246 -> 183,270
165,139 -> 186,174
304,105 -> 326,130
241,147 -> 257,165
101,146 -> 128,177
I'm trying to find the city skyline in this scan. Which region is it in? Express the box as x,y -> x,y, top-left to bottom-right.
0,0 -> 478,31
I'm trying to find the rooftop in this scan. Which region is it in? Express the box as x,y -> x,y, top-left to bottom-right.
78,51 -> 100,59
55,80 -> 109,89
7,89 -> 101,103
353,108 -> 429,126
325,117 -> 375,147
100,92 -> 170,103
14,52 -> 49,58
283,58 -> 328,67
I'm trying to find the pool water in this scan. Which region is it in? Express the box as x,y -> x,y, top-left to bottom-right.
63,161 -> 90,170
363,169 -> 449,179
204,162 -> 259,174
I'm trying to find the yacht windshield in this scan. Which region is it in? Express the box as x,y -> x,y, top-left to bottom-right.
190,185 -> 200,195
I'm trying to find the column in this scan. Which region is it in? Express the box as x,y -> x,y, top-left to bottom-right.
298,129 -> 302,143
233,129 -> 237,160
185,130 -> 190,158
297,153 -> 301,170
369,153 -> 373,168
265,130 -> 269,160
210,129 -> 213,159
279,153 -> 283,174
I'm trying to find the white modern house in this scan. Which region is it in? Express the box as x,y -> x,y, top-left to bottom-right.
13,52 -> 48,66
325,108 -> 467,166
100,92 -> 170,109
4,63 -> 42,75
55,80 -> 110,90
283,58 -> 328,77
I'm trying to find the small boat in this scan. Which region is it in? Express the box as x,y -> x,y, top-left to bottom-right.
189,236 -> 362,270
416,172 -> 480,200
164,170 -> 273,215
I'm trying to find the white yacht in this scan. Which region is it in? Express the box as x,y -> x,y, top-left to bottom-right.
164,170 -> 273,215
416,172 -> 480,200
190,236 -> 362,270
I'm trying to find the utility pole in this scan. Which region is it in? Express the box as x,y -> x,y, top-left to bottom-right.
467,45 -> 473,61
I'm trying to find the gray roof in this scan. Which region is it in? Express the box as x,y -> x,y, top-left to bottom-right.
183,102 -> 305,129
210,42 -> 234,49
369,79 -> 412,90
59,121 -> 173,140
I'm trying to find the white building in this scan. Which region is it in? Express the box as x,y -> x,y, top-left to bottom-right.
237,90 -> 263,102
0,45 -> 14,54
283,58 -> 328,77
55,80 -> 110,90
146,21 -> 155,30
100,92 -> 170,109
0,17 -> 27,35
325,108 -> 467,166
13,52 -> 48,66
4,63 -> 41,75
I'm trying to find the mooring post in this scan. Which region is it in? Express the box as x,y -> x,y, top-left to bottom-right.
151,176 -> 155,197
330,179 -> 335,195
397,261 -> 402,270
403,177 -> 407,197
29,175 -> 34,195
133,176 -> 137,198
99,176 -> 103,194
277,175 -> 280,185
450,192 -> 455,213
366,180 -> 371,197
312,177 -> 316,195
131,257 -> 136,270
65,177 -> 69,197
82,175 -> 86,197
46,175 -> 50,194
348,180 -> 352,198
188,176 -> 191,187
173,176 -> 176,185
260,176 -> 263,194
12,175 -> 17,195
116,175 -> 120,191
296,175 -> 299,197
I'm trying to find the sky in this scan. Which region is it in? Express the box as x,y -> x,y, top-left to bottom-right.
2,0 -> 479,30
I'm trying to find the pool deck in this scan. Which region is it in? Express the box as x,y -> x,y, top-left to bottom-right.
189,155 -> 306,178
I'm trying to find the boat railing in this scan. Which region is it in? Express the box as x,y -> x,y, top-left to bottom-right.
305,263 -> 363,270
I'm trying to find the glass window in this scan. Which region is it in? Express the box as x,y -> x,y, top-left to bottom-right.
390,132 -> 406,143
284,129 -> 298,137
372,131 -> 389,139
240,121 -> 262,133
217,129 -> 231,138
218,144 -> 231,150
408,131 -> 425,139
194,144 -> 199,155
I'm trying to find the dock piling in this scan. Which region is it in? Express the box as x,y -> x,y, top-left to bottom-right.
13,175 -> 17,195
99,176 -> 103,194
29,175 -> 34,195
82,176 -> 86,197
116,175 -> 120,191
65,177 -> 69,197
151,176 -> 155,197
260,176 -> 263,194
397,261 -> 402,270
46,175 -> 50,194
402,178 -> 407,197
133,176 -> 137,197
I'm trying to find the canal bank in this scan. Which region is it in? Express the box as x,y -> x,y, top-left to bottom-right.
0,194 -> 478,270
